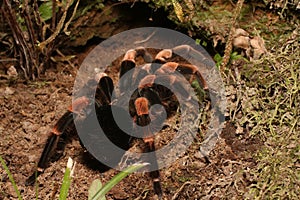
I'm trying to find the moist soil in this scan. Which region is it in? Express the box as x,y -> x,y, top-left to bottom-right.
0,3 -> 263,200
0,49 -> 261,200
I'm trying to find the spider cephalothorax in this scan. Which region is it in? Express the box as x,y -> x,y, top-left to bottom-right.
26,45 -> 208,198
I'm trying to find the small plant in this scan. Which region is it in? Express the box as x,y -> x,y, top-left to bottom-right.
0,155 -> 147,199
88,163 -> 149,200
0,155 -> 22,200
1,0 -> 79,80
214,52 -> 247,69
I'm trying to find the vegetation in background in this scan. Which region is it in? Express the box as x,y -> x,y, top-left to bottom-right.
1,0 -> 81,79
59,157 -> 76,200
241,29 -> 300,199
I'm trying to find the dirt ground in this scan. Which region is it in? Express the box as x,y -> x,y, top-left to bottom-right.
0,44 -> 262,200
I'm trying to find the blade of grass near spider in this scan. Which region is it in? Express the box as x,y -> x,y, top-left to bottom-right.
59,157 -> 76,200
0,155 -> 23,200
90,163 -> 149,200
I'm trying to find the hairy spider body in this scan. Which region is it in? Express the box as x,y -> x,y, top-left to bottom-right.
26,45 -> 208,198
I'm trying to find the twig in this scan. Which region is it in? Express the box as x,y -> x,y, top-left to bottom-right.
33,0 -> 42,32
0,58 -> 18,62
232,67 -> 242,121
51,0 -> 57,30
22,0 -> 39,76
220,0 -> 244,72
2,0 -> 35,79
171,181 -> 197,200
63,0 -> 80,35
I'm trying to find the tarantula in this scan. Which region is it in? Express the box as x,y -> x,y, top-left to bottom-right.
25,45 -> 208,198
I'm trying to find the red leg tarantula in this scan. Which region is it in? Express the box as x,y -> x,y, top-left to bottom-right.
26,45 -> 208,198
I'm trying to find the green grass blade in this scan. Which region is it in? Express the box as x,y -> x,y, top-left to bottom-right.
0,155 -> 23,200
59,157 -> 76,200
90,163 -> 149,200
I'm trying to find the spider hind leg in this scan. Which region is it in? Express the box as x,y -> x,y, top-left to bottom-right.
25,110 -> 75,186
26,96 -> 90,186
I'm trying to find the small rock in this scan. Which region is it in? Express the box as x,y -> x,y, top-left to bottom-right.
7,65 -> 18,77
28,154 -> 38,162
194,151 -> 204,159
236,124 -> 244,134
192,160 -> 206,168
233,36 -> 250,50
6,182 -> 18,198
4,87 -> 14,95
250,36 -> 267,59
22,121 -> 39,133
233,28 -> 249,38
236,111 -> 243,119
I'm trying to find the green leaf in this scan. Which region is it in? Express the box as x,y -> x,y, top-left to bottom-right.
213,53 -> 222,68
90,163 -> 149,200
88,179 -> 105,200
39,1 -> 53,21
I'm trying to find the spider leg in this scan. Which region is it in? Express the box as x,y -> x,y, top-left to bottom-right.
153,45 -> 209,90
138,73 -> 193,102
25,97 -> 89,185
132,87 -> 165,198
155,62 -> 208,90
95,73 -> 114,105
144,135 -> 162,198
120,47 -> 153,77
153,48 -> 172,64
119,47 -> 153,92
152,45 -> 194,64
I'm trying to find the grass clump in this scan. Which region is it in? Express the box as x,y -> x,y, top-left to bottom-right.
240,27 -> 300,199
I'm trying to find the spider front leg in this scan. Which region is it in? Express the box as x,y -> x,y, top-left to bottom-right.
155,62 -> 208,90
153,45 -> 209,90
119,47 -> 153,92
95,73 -> 114,105
25,97 -> 90,185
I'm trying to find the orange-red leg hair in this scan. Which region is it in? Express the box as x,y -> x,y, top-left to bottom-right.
120,47 -> 153,78
144,137 -> 162,198
119,48 -> 153,92
134,96 -> 163,198
156,62 -> 208,90
26,97 -> 90,185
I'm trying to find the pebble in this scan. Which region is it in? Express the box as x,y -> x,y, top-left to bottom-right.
4,87 -> 14,95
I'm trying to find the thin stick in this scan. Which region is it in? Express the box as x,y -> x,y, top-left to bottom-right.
63,0 -> 81,35
220,0 -> 244,72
